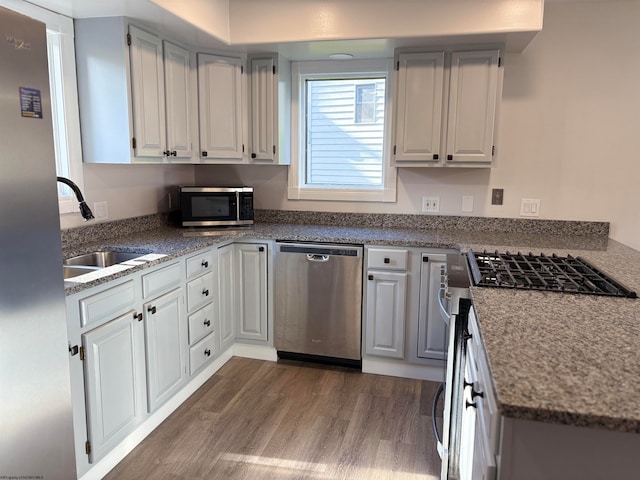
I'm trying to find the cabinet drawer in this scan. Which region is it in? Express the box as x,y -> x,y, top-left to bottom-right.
188,303 -> 215,345
367,248 -> 409,270
189,332 -> 217,375
186,249 -> 214,280
79,280 -> 136,328
187,272 -> 214,312
142,262 -> 181,299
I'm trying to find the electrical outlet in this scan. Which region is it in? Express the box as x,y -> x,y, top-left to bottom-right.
520,198 -> 540,217
491,188 -> 504,205
93,201 -> 108,220
461,196 -> 474,213
422,196 -> 440,213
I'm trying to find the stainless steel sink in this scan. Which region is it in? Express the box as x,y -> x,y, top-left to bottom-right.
63,251 -> 148,268
63,265 -> 100,279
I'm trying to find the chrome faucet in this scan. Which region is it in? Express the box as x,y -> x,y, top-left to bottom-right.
56,176 -> 94,220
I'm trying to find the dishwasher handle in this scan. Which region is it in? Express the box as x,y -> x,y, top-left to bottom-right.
306,254 -> 330,262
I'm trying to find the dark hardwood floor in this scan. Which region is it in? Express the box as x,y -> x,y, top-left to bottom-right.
104,358 -> 442,480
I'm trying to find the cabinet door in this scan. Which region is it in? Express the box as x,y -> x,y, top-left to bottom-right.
235,243 -> 268,342
144,288 -> 187,413
418,254 -> 447,360
197,53 -> 244,160
365,271 -> 407,359
393,52 -> 445,163
217,244 -> 236,350
129,26 -> 166,158
82,310 -> 145,463
163,41 -> 192,159
445,50 -> 500,165
249,57 -> 276,162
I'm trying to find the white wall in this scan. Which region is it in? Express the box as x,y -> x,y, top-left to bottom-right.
195,0 -> 640,251
59,163 -> 194,229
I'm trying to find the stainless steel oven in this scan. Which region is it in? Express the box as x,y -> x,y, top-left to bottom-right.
179,186 -> 253,227
433,252 -> 472,480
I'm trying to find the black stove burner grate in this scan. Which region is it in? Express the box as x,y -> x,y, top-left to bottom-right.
468,251 -> 637,298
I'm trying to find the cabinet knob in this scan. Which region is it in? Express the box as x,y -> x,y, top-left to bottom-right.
202,151 -> 208,157
170,150 -> 177,156
471,389 -> 484,400
368,274 -> 374,281
163,150 -> 170,156
134,312 -> 143,322
204,319 -> 211,327
202,289 -> 209,297
147,306 -> 156,314
258,246 -> 265,252
251,153 -> 257,159
201,260 -> 209,268
447,154 -> 453,161
465,400 -> 477,409
433,154 -> 439,160
204,348 -> 211,357
384,257 -> 390,264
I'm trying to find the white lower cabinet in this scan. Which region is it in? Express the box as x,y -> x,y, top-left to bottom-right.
82,308 -> 146,464
217,243 -> 236,350
143,287 -> 187,413
364,247 -> 451,368
235,243 -> 268,342
217,242 -> 269,347
417,253 -> 447,360
365,270 -> 407,359
185,248 -> 218,376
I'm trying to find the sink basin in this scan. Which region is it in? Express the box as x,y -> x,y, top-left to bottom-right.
63,251 -> 149,268
63,265 -> 100,279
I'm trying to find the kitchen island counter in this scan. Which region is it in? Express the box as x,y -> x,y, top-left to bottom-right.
62,217 -> 640,434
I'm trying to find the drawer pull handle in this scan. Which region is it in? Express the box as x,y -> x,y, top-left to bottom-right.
471,389 -> 484,400
202,260 -> 209,268
202,289 -> 209,297
147,306 -> 156,314
204,348 -> 211,357
384,257 -> 390,264
204,319 -> 211,327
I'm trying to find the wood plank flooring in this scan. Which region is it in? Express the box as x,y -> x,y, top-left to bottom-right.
104,358 -> 443,480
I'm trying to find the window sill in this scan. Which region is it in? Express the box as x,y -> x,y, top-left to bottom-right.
287,186 -> 397,203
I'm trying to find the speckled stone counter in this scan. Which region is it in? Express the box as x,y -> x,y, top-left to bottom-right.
61,213 -> 640,434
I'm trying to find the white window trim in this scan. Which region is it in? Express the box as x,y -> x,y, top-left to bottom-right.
1,0 -> 84,215
288,59 -> 397,202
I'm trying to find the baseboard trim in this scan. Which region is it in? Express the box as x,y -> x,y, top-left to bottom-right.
362,357 -> 445,382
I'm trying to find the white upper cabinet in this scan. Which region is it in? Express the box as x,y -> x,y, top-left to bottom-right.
248,54 -> 291,165
197,53 -> 245,161
393,52 -> 445,163
75,18 -> 194,164
163,41 -> 193,159
446,50 -> 500,165
392,48 -> 502,168
129,26 -> 166,159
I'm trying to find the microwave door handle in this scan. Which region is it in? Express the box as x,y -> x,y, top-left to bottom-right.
235,192 -> 240,221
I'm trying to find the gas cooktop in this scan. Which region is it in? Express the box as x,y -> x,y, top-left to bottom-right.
467,250 -> 637,298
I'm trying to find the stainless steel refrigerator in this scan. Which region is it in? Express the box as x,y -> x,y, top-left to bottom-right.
0,6 -> 77,479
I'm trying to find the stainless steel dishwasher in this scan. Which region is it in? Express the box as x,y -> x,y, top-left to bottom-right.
274,242 -> 363,366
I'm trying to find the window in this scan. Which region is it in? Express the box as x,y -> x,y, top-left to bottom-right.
288,59 -> 396,202
1,0 -> 84,214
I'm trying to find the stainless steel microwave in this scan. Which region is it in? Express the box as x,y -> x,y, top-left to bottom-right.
179,186 -> 254,227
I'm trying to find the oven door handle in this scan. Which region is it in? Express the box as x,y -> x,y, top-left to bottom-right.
438,287 -> 450,325
432,382 -> 445,459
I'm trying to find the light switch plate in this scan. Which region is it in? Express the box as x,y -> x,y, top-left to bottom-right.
461,196 -> 474,213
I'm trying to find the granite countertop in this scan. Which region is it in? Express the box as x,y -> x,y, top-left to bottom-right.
61,217 -> 640,434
